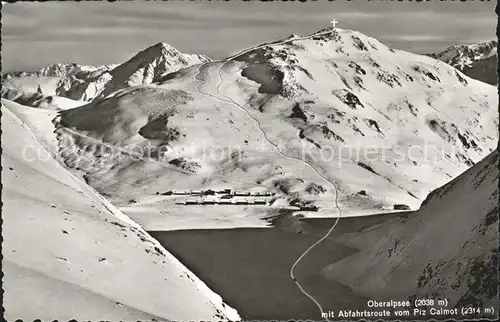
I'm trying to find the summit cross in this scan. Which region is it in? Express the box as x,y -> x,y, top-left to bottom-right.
330,19 -> 338,28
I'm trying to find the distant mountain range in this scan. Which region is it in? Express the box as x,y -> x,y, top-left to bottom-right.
2,42 -> 210,102
427,40 -> 497,85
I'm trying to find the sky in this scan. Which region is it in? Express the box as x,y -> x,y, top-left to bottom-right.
1,0 -> 497,73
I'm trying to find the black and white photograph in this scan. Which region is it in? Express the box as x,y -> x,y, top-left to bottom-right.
1,0 -> 499,321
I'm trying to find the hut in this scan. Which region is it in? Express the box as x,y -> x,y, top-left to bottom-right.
299,205 -> 319,211
394,204 -> 410,210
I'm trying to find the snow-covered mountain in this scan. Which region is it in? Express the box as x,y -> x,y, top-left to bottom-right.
1,99 -> 240,321
323,149 -> 499,311
109,42 -> 210,93
428,40 -> 497,85
1,43 -> 210,103
46,27 -> 497,229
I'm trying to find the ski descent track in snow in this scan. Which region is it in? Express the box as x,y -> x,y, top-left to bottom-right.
195,29 -> 342,320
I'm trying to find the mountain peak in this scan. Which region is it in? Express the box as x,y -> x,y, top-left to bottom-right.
128,42 -> 182,63
152,42 -> 177,50
97,41 -> 209,96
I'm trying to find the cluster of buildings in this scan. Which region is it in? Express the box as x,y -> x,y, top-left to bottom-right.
160,188 -> 275,206
157,188 -> 320,211
175,199 -> 268,206
159,189 -> 275,197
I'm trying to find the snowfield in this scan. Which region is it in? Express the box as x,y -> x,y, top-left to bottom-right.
1,101 -> 240,321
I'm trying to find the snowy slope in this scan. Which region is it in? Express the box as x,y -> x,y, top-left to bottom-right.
48,27 -> 498,229
1,100 -> 240,321
429,40 -> 498,85
323,149 -> 499,310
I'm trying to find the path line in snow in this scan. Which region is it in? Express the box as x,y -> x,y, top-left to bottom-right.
194,29 -> 342,320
